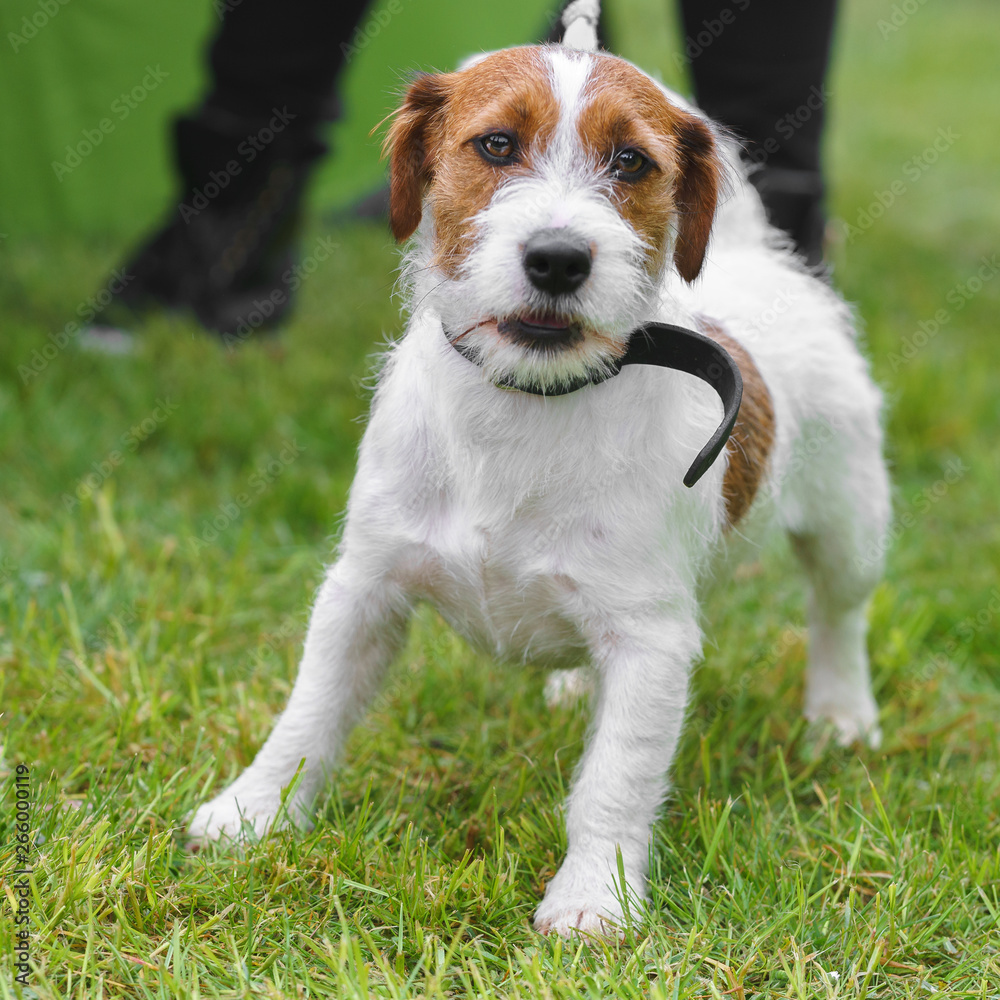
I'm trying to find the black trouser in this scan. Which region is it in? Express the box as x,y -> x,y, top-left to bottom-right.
174,0 -> 371,204
680,0 -> 838,265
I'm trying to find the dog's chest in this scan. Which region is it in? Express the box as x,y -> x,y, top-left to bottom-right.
405,486 -> 596,667
359,360 -> 710,665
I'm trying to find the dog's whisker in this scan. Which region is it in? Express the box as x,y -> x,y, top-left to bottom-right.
448,321 -> 492,344
408,276 -> 450,315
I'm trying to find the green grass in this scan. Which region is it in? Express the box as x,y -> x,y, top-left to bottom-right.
1,0 -> 999,996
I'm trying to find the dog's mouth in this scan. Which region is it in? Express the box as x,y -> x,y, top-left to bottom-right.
496,313 -> 585,350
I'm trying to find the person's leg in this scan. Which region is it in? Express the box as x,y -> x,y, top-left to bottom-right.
99,0 -> 371,339
679,0 -> 838,267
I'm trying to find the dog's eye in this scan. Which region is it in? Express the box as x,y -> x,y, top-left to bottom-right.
609,149 -> 650,180
477,132 -> 517,165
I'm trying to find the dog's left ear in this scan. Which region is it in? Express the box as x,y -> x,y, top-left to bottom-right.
383,73 -> 451,242
672,115 -> 721,282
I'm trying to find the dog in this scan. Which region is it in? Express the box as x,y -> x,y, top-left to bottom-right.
189,41 -> 890,938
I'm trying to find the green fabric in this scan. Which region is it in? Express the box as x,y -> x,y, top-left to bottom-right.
0,0 -> 552,239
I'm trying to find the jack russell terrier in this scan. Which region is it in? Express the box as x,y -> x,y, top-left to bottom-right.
189,32 -> 890,938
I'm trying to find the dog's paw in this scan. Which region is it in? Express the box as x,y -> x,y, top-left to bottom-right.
533,860 -> 646,940
187,779 -> 310,848
805,701 -> 882,750
534,898 -> 628,940
544,667 -> 595,710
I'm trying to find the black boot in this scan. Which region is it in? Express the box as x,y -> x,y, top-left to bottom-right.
92,105 -> 328,340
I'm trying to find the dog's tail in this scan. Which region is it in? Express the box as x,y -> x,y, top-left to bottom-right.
560,0 -> 601,52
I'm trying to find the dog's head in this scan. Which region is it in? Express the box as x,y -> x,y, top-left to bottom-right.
385,45 -> 723,391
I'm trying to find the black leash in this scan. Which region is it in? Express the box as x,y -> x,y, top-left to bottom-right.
449,322 -> 743,488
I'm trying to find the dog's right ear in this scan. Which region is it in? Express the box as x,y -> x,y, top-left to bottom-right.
383,73 -> 451,242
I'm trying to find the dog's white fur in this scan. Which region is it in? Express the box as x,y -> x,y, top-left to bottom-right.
189,46 -> 890,938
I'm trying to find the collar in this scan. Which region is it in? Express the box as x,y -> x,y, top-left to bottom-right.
448,322 -> 743,487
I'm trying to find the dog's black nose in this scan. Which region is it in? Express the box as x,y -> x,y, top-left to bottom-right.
522,231 -> 592,295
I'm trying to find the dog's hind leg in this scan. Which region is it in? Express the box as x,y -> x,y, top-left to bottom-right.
188,560 -> 410,844
781,402 -> 891,748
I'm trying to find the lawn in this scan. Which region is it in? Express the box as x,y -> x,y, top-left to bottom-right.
1,0 -> 999,996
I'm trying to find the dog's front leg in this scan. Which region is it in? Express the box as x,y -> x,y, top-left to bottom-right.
188,559 -> 410,844
534,618 -> 698,938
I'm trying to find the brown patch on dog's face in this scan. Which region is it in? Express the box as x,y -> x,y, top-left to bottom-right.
385,47 -> 720,282
385,48 -> 559,275
578,55 -> 720,280
696,314 -> 776,526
